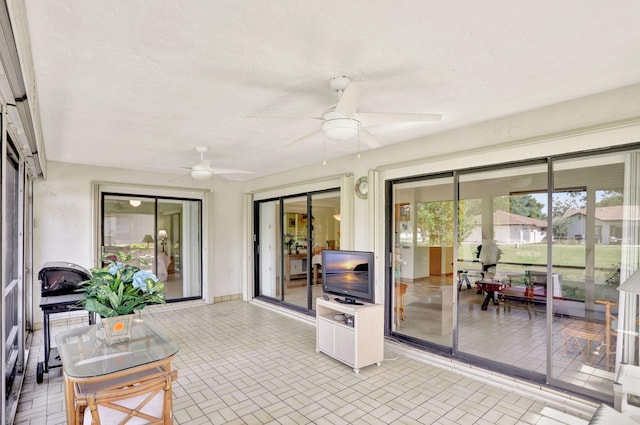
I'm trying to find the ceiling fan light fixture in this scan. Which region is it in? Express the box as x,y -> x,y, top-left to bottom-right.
322,118 -> 359,140
191,169 -> 211,180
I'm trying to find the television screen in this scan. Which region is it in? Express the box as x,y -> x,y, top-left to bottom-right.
321,250 -> 374,303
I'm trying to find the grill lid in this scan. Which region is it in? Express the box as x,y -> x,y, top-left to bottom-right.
39,262 -> 91,297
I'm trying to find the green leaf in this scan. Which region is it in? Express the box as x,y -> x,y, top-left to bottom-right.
81,251 -> 165,317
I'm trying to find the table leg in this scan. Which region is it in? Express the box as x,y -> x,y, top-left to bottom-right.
43,313 -> 50,371
481,291 -> 493,310
63,372 -> 75,425
458,272 -> 472,291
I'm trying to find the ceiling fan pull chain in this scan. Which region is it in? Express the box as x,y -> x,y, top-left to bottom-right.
357,123 -> 361,159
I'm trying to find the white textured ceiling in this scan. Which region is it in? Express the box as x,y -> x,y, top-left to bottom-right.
22,1 -> 640,181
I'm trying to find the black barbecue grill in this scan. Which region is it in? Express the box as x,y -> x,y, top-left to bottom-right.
37,262 -> 95,383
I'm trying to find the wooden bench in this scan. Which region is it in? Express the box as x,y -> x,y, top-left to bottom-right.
560,320 -> 605,365
497,272 -> 563,319
499,284 -> 546,319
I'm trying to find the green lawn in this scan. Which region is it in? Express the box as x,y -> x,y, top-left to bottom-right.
457,242 -> 621,301
458,242 -> 620,270
498,242 -> 621,270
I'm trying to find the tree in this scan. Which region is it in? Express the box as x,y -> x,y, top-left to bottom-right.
552,216 -> 569,239
416,199 -> 477,246
596,190 -> 624,207
552,190 -> 586,218
495,194 -> 546,219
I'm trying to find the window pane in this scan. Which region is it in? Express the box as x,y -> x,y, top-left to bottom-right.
550,152 -> 633,400
103,195 -> 202,301
175,199 -> 202,299
392,177 -> 455,348
458,164 -> 548,376
282,196 -> 309,309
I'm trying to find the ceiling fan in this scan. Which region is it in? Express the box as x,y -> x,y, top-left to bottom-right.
182,146 -> 252,180
253,76 -> 442,149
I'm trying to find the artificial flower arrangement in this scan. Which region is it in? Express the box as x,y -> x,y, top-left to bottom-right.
79,252 -> 165,318
284,233 -> 296,254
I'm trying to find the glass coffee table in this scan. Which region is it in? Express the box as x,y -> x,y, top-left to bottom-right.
55,319 -> 179,425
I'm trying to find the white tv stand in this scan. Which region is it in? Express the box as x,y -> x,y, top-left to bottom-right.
316,297 -> 384,373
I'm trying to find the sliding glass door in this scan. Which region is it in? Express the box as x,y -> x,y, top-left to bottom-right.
158,198 -> 202,299
549,152 -> 637,399
309,191 -> 341,310
387,148 -> 640,402
255,190 -> 340,312
391,177 -> 455,348
457,163 -> 549,377
282,196 -> 309,309
102,194 -> 202,301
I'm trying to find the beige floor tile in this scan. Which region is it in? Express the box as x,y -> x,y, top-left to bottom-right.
14,300 -> 598,424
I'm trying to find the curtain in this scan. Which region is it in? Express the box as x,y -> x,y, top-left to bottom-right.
616,151 -> 640,369
259,202 -> 277,297
182,200 -> 201,297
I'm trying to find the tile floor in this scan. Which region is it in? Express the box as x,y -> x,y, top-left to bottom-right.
281,277 -> 616,397
397,281 -> 615,394
14,300 -> 599,424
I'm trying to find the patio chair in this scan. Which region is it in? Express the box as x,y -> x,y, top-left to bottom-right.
82,369 -> 177,424
595,300 -> 618,371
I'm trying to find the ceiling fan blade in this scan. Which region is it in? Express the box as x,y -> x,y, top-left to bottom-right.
359,127 -> 382,149
357,112 -> 442,127
246,114 -> 323,121
287,128 -> 322,147
334,82 -> 361,118
208,167 -> 253,175
168,173 -> 189,182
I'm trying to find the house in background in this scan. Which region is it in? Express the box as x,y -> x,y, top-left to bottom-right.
465,210 -> 547,245
563,206 -> 638,244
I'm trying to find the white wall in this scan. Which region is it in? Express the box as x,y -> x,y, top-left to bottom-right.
209,183 -> 245,299
33,83 -> 640,323
34,164 -> 96,274
32,162 -> 246,325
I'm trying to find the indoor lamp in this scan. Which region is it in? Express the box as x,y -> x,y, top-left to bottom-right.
158,230 -> 168,252
141,234 -> 154,256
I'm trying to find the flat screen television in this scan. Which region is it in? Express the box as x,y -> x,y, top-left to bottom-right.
321,250 -> 375,304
